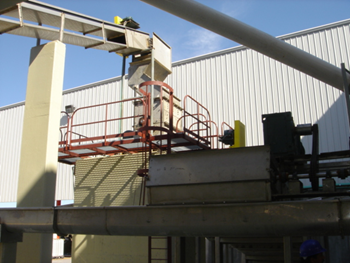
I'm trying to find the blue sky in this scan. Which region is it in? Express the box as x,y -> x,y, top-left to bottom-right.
1,0 -> 350,107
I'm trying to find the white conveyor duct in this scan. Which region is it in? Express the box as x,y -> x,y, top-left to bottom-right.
140,0 -> 350,91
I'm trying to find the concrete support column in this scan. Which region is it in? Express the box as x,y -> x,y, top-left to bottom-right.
15,40 -> 66,263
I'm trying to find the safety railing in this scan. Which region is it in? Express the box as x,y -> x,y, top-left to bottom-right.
176,95 -> 212,148
58,81 -> 217,160
188,120 -> 219,149
59,95 -> 147,150
138,81 -> 175,134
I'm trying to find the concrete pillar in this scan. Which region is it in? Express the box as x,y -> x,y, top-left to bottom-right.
15,40 -> 66,263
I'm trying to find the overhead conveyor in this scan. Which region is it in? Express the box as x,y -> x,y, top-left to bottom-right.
0,0 -> 150,54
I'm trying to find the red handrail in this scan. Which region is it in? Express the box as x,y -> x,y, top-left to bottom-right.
189,120 -> 219,149
60,96 -> 146,149
176,95 -> 212,148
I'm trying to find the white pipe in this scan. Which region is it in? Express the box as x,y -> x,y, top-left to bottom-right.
1,200 -> 350,237
140,0 -> 350,91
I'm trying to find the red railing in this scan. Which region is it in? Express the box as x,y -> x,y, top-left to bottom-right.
59,95 -> 146,150
188,120 -> 219,149
176,95 -> 212,148
59,81 -> 216,156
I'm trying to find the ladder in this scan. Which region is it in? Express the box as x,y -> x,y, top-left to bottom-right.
148,236 -> 172,263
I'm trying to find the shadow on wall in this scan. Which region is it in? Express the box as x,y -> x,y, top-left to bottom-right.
301,93 -> 350,187
60,115 -> 68,127
15,169 -> 57,262
17,170 -> 57,207
72,153 -> 149,263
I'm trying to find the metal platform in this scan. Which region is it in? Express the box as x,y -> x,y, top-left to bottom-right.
58,81 -> 215,164
58,131 -> 211,164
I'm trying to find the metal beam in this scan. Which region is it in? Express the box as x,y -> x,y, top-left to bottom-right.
139,0 -> 350,90
1,199 -> 350,237
0,0 -> 26,13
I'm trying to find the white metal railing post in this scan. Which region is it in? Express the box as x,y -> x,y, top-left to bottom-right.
17,3 -> 23,27
59,13 -> 65,42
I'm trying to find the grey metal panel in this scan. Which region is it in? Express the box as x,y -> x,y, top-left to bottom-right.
148,181 -> 271,205
148,146 -> 270,186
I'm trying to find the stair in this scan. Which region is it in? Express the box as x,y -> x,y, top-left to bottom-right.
148,236 -> 171,263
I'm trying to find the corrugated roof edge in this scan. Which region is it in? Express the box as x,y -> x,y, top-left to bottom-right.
0,75 -> 123,111
1,18 -> 350,111
62,75 -> 123,95
172,18 -> 350,67
0,101 -> 25,111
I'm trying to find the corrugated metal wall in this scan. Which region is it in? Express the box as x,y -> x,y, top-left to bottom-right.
1,19 -> 350,202
167,20 -> 350,153
0,105 -> 24,202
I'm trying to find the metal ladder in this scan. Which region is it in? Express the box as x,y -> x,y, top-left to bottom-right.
148,236 -> 172,263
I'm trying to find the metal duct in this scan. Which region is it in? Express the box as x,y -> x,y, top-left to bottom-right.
1,200 -> 350,237
139,0 -> 350,91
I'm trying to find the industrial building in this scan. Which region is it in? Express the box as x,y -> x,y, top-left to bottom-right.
1,0 -> 350,262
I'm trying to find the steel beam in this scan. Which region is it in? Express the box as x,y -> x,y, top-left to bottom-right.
139,0 -> 350,90
0,0 -> 26,13
0,199 -> 350,237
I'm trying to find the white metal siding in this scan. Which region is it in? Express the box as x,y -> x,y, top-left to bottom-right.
0,105 -> 24,202
1,19 -> 350,202
167,21 -> 350,154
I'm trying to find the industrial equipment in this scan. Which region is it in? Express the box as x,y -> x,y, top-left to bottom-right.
2,1 -> 350,262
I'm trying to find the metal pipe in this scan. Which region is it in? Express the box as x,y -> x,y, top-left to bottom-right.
139,0 -> 350,90
205,238 -> 215,263
1,200 -> 350,237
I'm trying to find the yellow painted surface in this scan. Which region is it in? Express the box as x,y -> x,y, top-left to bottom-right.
114,16 -> 123,25
15,41 -> 66,263
230,120 -> 246,148
72,153 -> 149,263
